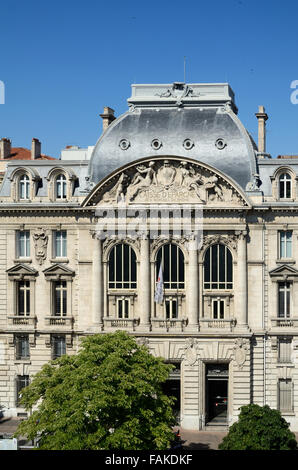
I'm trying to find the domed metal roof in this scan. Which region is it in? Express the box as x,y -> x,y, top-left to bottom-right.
88,83 -> 258,190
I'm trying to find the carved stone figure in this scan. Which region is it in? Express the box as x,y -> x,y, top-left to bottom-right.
129,161 -> 157,201
96,158 -> 247,206
33,227 -> 48,265
102,172 -> 130,203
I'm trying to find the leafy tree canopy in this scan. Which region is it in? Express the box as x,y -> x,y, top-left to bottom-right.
15,331 -> 176,450
219,404 -> 297,450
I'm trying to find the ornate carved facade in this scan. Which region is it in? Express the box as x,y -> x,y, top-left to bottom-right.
1,82 -> 298,431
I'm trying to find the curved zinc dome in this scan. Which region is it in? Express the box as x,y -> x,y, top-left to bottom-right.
88,83 -> 258,190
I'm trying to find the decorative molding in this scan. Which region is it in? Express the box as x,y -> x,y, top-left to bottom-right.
90,158 -> 248,207
201,233 -> 238,252
233,338 -> 249,369
33,227 -> 48,265
184,338 -> 199,366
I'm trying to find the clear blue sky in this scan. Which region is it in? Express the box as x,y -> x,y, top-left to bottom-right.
0,0 -> 298,158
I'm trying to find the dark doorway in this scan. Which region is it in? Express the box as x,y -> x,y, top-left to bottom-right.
205,363 -> 228,424
162,362 -> 181,423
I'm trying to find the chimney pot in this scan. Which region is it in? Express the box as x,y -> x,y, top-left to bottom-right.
0,138 -> 11,158
255,105 -> 268,155
100,107 -> 116,133
31,138 -> 41,160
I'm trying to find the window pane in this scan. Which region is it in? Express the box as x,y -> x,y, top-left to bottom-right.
279,286 -> 285,318
204,248 -> 210,287
219,245 -> 225,282
211,245 -> 217,283
204,244 -> 233,289
109,244 -> 137,289
213,301 -> 218,319
165,301 -> 170,319
63,289 -> 67,316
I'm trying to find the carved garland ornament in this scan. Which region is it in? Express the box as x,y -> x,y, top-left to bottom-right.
33,227 -> 48,265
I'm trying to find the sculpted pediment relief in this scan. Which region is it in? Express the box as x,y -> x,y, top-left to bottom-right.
84,158 -> 250,208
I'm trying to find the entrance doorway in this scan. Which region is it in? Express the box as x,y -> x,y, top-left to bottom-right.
162,362 -> 181,424
205,363 -> 228,424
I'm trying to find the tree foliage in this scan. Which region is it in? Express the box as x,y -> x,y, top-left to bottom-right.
219,404 -> 297,450
14,331 -> 176,450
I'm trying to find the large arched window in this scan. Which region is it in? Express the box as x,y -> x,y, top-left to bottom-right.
279,173 -> 292,199
108,243 -> 137,289
204,244 -> 233,290
156,243 -> 185,290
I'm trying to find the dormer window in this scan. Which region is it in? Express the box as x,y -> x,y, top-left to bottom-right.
56,174 -> 67,200
279,173 -> 292,199
19,174 -> 30,200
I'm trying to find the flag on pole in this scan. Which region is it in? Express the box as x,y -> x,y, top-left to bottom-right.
154,264 -> 164,304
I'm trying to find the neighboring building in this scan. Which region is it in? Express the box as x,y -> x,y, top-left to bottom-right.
1,82 -> 298,431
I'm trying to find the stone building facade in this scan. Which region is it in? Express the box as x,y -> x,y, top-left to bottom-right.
1,82 -> 298,430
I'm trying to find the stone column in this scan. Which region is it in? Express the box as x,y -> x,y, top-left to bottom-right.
92,234 -> 103,327
236,230 -> 248,328
187,237 -> 199,330
139,235 -> 151,328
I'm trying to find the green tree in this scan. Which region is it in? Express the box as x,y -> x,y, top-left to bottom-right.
219,404 -> 297,450
14,331 -> 176,450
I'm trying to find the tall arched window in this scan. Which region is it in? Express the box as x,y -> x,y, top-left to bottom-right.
108,243 -> 137,289
56,174 -> 67,199
279,173 -> 292,199
204,244 -> 233,290
156,243 -> 185,290
19,174 -> 30,200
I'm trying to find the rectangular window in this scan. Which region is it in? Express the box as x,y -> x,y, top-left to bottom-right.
53,281 -> 67,316
165,298 -> 178,319
17,230 -> 30,257
54,231 -> 67,258
15,334 -> 30,360
16,375 -> 30,406
278,338 -> 292,363
278,379 -> 293,412
212,299 -> 225,319
117,298 -> 129,319
17,281 -> 30,316
279,231 -> 292,258
52,335 -> 66,359
278,282 -> 291,318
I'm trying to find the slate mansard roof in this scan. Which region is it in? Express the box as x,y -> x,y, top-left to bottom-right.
88,83 -> 259,191
1,82 -> 298,202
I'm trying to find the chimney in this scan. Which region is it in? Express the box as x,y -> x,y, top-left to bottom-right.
255,105 -> 268,155
100,107 -> 116,133
31,138 -> 41,159
0,138 -> 11,158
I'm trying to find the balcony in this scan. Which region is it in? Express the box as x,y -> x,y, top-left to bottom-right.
7,316 -> 37,330
271,318 -> 298,328
151,318 -> 188,332
103,318 -> 140,330
199,318 -> 237,332
45,316 -> 74,329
